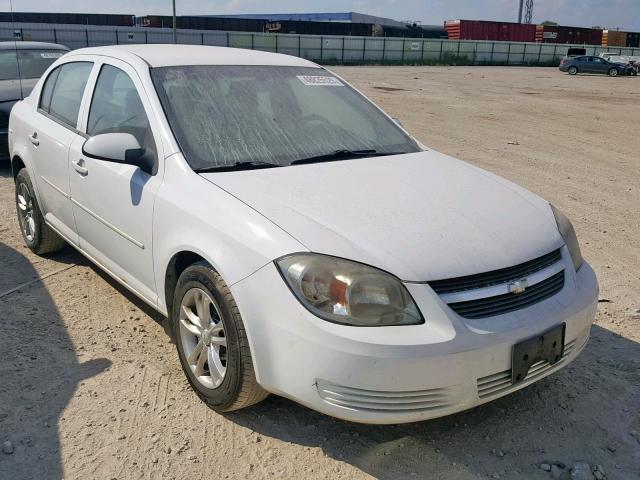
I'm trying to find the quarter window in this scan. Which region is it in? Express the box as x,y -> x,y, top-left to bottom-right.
41,62 -> 93,128
87,64 -> 152,148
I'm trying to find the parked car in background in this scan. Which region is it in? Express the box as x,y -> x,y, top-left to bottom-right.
599,53 -> 640,73
559,55 -> 637,76
0,41 -> 68,161
9,45 -> 598,424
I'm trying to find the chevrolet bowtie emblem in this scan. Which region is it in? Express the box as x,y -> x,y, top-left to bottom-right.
508,278 -> 529,294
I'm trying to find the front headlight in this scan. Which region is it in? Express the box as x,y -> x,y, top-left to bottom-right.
276,254 -> 423,327
550,204 -> 583,271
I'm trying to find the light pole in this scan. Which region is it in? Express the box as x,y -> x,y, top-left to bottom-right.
172,0 -> 177,44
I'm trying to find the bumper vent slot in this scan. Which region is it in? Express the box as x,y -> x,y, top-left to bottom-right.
316,381 -> 453,413
429,249 -> 562,294
447,270 -> 565,319
477,338 -> 577,399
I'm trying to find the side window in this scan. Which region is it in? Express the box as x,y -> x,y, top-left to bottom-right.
87,64 -> 153,149
46,62 -> 93,128
0,51 -> 19,81
39,66 -> 60,112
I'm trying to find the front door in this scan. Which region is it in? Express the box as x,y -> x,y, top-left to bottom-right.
69,59 -> 163,305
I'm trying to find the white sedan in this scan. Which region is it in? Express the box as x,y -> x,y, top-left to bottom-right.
8,45 -> 598,424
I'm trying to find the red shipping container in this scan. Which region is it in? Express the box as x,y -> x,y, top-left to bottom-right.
536,25 -> 603,45
445,20 -> 536,42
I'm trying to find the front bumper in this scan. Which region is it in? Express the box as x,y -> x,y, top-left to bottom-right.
231,255 -> 598,424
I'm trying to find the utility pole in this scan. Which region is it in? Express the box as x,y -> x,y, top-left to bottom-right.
518,0 -> 524,23
172,0 -> 177,44
518,0 -> 534,24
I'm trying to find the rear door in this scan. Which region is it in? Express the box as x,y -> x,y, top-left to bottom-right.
69,58 -> 164,304
28,61 -> 93,243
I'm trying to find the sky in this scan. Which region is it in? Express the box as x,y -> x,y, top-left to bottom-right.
3,0 -> 640,31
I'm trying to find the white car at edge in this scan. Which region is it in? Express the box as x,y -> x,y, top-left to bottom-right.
8,45 -> 598,424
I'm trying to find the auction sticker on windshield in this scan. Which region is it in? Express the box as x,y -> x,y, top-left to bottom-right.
297,75 -> 344,86
40,52 -> 65,58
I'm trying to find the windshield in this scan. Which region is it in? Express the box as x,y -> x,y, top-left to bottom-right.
0,49 -> 66,81
151,65 -> 420,171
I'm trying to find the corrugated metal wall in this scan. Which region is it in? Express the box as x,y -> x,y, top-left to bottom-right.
2,22 -> 639,65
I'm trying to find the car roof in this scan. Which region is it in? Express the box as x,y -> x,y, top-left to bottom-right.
68,44 -> 320,68
0,41 -> 69,51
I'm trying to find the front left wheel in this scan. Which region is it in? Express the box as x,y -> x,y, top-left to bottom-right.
608,68 -> 619,77
172,261 -> 268,412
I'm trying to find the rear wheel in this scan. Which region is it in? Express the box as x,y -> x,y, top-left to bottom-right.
15,169 -> 66,255
568,66 -> 578,75
172,261 -> 268,412
608,68 -> 619,77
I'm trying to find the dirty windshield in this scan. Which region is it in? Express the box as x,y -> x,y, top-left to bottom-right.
151,65 -> 420,171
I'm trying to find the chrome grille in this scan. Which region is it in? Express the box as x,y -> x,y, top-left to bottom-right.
447,270 -> 565,319
429,249 -> 562,294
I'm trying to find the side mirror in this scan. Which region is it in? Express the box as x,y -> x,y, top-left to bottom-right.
82,133 -> 157,175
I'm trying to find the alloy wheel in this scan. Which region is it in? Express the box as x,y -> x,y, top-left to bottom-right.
17,182 -> 36,242
179,287 -> 227,389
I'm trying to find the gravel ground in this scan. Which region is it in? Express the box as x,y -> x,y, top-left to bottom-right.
0,66 -> 639,480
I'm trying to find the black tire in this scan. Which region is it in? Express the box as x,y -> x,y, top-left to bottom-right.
568,66 -> 578,75
172,261 -> 268,412
608,68 -> 618,77
15,168 -> 66,255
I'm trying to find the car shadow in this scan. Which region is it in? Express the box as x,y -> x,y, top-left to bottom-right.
226,323 -> 640,479
0,242 -> 111,480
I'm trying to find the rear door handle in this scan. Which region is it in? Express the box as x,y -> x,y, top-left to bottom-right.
72,158 -> 88,176
29,132 -> 39,146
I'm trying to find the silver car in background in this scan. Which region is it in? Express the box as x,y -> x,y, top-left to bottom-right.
0,41 -> 69,161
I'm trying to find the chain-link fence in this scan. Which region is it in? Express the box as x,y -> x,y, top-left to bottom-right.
2,23 -> 639,66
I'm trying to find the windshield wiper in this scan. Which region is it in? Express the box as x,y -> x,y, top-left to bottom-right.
194,161 -> 282,173
290,149 -> 405,165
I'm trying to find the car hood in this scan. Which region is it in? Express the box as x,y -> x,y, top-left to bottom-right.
201,151 -> 563,281
0,78 -> 38,102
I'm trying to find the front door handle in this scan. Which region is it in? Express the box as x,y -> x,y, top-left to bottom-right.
72,158 -> 88,176
29,132 -> 39,146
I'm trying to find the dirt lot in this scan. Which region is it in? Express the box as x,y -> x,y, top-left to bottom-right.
1,66 -> 639,480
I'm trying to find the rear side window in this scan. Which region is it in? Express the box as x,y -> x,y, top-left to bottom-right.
39,67 -> 60,112
40,62 -> 93,128
87,64 -> 153,148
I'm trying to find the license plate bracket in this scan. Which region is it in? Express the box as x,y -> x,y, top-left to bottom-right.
512,323 -> 565,385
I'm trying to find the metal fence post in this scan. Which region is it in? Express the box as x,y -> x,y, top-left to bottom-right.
320,36 -> 323,61
362,37 -> 366,62
552,43 -> 557,61
537,43 -> 542,64
201,32 -> 204,45
85,28 -> 89,47
226,31 -> 230,47
439,40 -> 443,62
298,35 -> 301,57
522,43 -> 527,64
53,27 -> 57,44
275,34 -> 278,53
401,38 -> 405,62
420,39 -> 425,63
507,42 -> 512,64
457,40 -> 461,60
490,42 -> 495,63
341,37 -> 345,64
382,37 -> 386,62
